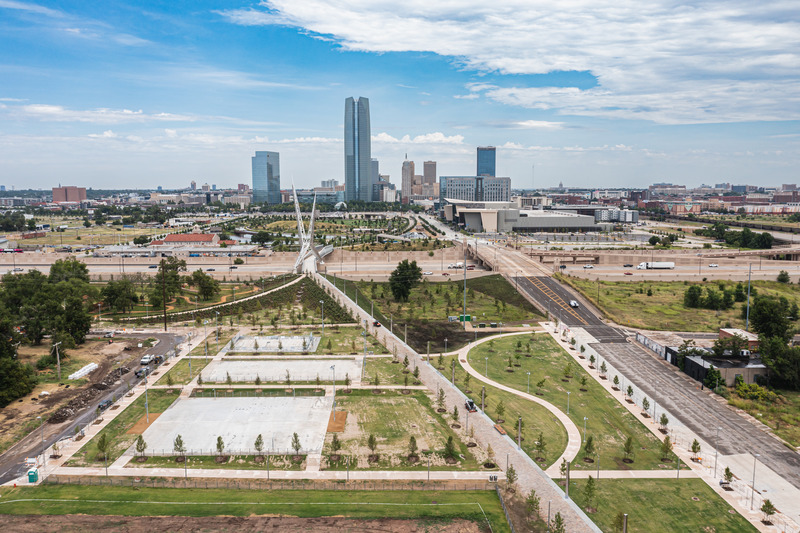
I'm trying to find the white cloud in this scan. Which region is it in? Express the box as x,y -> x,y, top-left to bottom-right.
0,0 -> 62,18
15,104 -> 195,124
218,0 -> 800,124
509,120 -> 564,130
453,93 -> 479,100
372,132 -> 465,144
88,130 -> 117,138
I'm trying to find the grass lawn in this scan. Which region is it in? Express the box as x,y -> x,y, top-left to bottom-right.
129,454 -> 305,470
568,478 -> 757,533
155,358 -> 211,385
564,277 -> 800,332
363,356 -> 420,386
189,330 -> 237,357
440,354 -> 568,469
0,484 -> 508,531
330,274 -> 542,353
323,390 -> 484,471
348,240 -> 453,252
66,390 -> 179,466
468,335 -> 673,471
727,387 -> 800,448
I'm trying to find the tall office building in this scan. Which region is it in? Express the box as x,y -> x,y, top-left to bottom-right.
252,151 -> 281,204
401,158 -> 415,204
423,161 -> 436,185
477,146 -> 496,176
52,186 -> 87,203
371,158 -> 380,201
440,176 -> 510,204
344,97 -> 372,202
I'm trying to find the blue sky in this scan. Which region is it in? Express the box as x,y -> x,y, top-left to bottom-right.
1,0 -> 799,191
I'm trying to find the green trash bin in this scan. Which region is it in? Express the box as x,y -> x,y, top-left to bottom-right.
27,468 -> 38,483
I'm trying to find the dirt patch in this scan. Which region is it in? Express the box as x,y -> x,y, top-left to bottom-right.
326,411 -> 347,432
126,413 -> 161,434
0,515 -> 484,532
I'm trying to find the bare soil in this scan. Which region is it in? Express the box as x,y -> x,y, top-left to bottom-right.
126,413 -> 161,434
0,515 -> 484,532
326,411 -> 347,433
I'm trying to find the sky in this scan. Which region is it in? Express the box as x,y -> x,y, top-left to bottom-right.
1,0 -> 799,191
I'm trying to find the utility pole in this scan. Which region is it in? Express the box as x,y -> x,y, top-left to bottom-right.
52,341 -> 62,381
463,239 -> 467,330
161,258 -> 168,331
745,263 -> 752,331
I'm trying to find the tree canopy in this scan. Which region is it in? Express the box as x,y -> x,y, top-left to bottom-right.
388,259 -> 422,301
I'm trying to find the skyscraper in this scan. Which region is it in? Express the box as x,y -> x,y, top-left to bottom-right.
344,97 -> 372,202
252,151 -> 281,204
477,146 -> 496,176
401,158 -> 414,204
423,161 -> 437,186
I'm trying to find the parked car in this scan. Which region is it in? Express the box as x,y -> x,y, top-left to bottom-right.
140,354 -> 153,365
98,400 -> 113,411
465,399 -> 478,412
569,300 -> 579,308
373,321 -> 381,327
559,265 -> 567,269
230,265 -> 238,269
422,271 -> 433,275
134,367 -> 151,379
103,332 -> 115,338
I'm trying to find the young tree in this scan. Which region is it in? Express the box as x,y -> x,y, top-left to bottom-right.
613,375 -> 620,388
623,436 -> 634,462
724,466 -> 734,484
403,354 -> 409,368
255,375 -> 261,386
487,444 -> 495,463
626,385 -> 633,398
344,373 -> 351,391
254,434 -> 264,457
589,354 -> 596,367
389,259 -> 422,301
761,499 -> 776,523
535,431 -> 546,459
437,388 -> 446,410
583,435 -> 595,459
373,373 -> 380,388
367,433 -> 378,454
330,433 -> 342,454
216,436 -> 225,457
659,413 -> 669,431
197,373 -> 203,386
408,435 -> 418,457
580,375 -> 588,389
505,463 -> 518,489
492,400 -> 504,420
463,372 -> 471,389
285,369 -> 292,386
660,435 -> 673,460
552,512 -> 566,533
563,362 -> 572,379
600,361 -> 608,376
315,373 -> 321,388
135,434 -> 147,457
536,378 -> 546,393
96,433 -> 109,460
291,432 -> 302,455
612,511 -> 626,532
452,405 -> 459,423
584,475 -> 597,511
691,438 -> 701,460
642,397 -> 650,414
173,434 -> 185,458
525,489 -> 541,523
444,436 -> 457,460
226,371 -> 232,386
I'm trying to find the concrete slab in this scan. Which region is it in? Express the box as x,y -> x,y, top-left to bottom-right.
232,334 -> 320,353
141,396 -> 333,455
202,358 -> 362,383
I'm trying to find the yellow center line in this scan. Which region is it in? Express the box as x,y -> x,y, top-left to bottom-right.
526,276 -> 587,325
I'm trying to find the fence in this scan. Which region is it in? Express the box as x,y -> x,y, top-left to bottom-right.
44,475 -> 496,493
495,485 -> 517,533
191,388 -> 326,398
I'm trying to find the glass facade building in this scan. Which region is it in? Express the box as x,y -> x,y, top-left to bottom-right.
477,146 -> 496,176
344,97 -> 372,202
252,151 -> 281,204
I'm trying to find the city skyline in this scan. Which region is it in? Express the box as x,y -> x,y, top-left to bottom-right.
1,1 -> 799,190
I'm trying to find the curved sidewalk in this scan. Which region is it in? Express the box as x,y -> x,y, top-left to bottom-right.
452,331 -> 582,477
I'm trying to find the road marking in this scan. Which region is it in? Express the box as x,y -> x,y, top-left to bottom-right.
525,277 -> 587,325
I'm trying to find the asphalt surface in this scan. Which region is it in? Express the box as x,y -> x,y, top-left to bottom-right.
592,342 -> 800,490
0,331 -> 184,485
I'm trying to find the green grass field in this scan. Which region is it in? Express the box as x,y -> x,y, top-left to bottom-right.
727,387 -> 800,448
440,352 -> 569,469
362,356 -> 417,386
468,334 -> 674,471
66,390 -> 179,466
155,358 -> 211,385
565,277 -> 800,331
568,478 -> 757,533
324,390 -> 484,471
0,484 -> 508,532
189,330 -> 237,357
229,326 -> 388,355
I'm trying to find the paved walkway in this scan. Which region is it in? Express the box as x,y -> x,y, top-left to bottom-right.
566,469 -> 698,479
452,332 -> 582,477
315,272 -> 602,533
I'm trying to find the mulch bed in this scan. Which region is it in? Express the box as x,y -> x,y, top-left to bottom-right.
135,456 -> 148,463
467,442 -> 477,448
215,455 -> 229,464
368,454 -> 380,463
451,424 -> 461,429
407,454 -> 419,464
483,462 -> 496,468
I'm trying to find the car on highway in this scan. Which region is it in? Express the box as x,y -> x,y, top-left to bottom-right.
148,265 -> 158,269
709,263 -> 719,267
583,264 -> 594,269
465,399 -> 478,412
441,272 -> 450,276
623,264 -> 634,268
140,354 -> 153,365
559,265 -> 567,269
422,271 -> 433,275
98,399 -> 113,411
624,271 -> 633,275
230,265 -> 238,269
206,268 -> 215,271
569,300 -> 580,308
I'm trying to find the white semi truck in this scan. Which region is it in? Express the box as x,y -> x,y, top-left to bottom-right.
636,261 -> 675,270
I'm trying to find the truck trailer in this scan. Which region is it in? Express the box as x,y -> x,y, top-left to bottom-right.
636,261 -> 675,270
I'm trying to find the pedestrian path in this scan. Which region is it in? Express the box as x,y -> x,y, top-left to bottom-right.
566,469 -> 698,479
452,332 -> 582,477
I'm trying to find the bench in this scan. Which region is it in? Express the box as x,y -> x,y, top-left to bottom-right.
494,424 -> 506,435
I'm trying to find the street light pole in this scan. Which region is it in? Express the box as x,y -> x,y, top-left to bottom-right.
527,371 -> 531,394
750,453 -> 760,510
714,426 -> 721,478
319,300 -> 325,336
583,416 -> 588,443
485,357 -> 488,376
37,416 -> 45,467
330,364 -> 336,422
567,391 -> 571,415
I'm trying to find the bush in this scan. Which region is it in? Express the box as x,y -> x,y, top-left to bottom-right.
735,381 -> 777,402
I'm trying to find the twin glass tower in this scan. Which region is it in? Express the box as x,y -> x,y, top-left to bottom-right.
344,97 -> 371,202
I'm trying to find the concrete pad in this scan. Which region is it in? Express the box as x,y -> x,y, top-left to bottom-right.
141,396 -> 333,455
232,334 -> 320,353
202,358 -> 362,383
